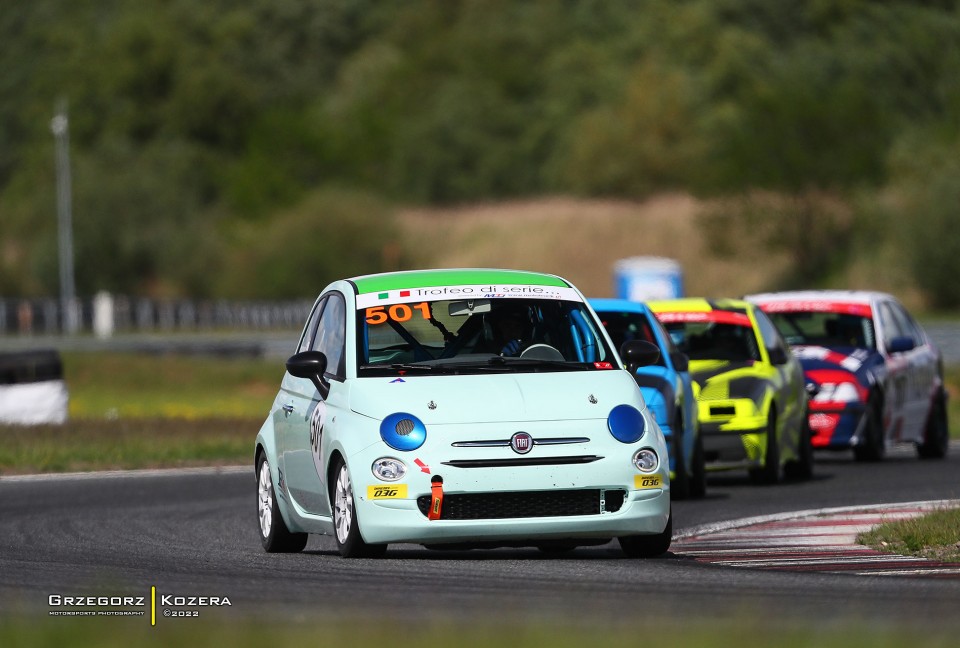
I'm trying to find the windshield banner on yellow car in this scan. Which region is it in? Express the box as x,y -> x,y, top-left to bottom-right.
655,310 -> 751,327
355,284 -> 583,310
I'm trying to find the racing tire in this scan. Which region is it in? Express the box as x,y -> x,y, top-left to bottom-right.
331,457 -> 388,559
688,427 -> 707,499
669,412 -> 691,500
256,452 -> 308,553
917,391 -> 949,459
618,508 -> 672,558
784,411 -> 814,481
854,395 -> 885,462
749,409 -> 781,485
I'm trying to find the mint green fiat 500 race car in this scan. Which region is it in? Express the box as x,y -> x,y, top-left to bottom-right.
255,269 -> 672,558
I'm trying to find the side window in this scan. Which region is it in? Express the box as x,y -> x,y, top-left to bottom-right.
878,302 -> 905,348
754,309 -> 788,356
297,297 -> 327,354
312,294 -> 346,379
890,302 -> 922,344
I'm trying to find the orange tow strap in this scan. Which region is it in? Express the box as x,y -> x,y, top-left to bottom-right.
428,477 -> 444,520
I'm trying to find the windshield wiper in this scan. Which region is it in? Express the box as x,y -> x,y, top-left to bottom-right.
486,356 -> 583,371
358,362 -> 443,374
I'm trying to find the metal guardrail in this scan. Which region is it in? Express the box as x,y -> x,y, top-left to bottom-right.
0,294 -> 312,337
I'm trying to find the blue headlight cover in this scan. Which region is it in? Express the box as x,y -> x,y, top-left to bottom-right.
607,404 -> 646,444
380,412 -> 427,451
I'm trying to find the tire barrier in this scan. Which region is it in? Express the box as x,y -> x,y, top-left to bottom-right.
0,349 -> 68,425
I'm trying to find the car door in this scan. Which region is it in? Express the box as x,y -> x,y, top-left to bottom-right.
754,308 -> 806,445
282,292 -> 347,517
887,300 -> 940,443
876,299 -> 913,442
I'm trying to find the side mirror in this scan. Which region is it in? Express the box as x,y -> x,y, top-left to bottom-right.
888,336 -> 915,354
670,351 -> 689,372
620,340 -> 661,374
286,351 -> 329,397
768,347 -> 789,366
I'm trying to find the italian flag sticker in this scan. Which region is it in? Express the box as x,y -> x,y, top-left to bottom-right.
378,290 -> 411,300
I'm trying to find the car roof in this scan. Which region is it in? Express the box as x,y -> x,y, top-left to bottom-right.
646,297 -> 753,312
349,268 -> 570,294
588,298 -> 652,314
744,289 -> 895,306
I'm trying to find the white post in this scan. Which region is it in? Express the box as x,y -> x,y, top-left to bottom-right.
93,291 -> 115,339
51,99 -> 78,335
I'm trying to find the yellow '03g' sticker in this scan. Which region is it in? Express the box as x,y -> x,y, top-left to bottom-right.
634,474 -> 663,489
367,485 -> 408,499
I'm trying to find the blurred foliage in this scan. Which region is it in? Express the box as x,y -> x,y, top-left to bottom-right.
3,0 -> 960,303
216,187 -> 400,299
699,192 -> 855,288
889,132 -> 960,308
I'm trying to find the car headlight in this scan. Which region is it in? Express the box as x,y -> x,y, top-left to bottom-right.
372,457 -> 407,481
633,448 -> 659,473
379,412 -> 427,451
607,404 -> 646,444
813,382 -> 860,403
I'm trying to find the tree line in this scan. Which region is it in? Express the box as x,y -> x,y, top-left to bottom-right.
2,0 -> 960,305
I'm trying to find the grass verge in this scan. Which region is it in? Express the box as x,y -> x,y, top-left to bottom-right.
1,616 -> 958,648
61,351 -> 282,419
0,418 -> 254,475
859,507 -> 960,562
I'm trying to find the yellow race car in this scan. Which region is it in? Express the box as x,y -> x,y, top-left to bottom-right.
647,298 -> 812,484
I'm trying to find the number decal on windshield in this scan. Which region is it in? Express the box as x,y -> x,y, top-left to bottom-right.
365,302 -> 430,325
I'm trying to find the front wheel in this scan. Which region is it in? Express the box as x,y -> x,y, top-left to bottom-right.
749,409 -> 781,485
688,428 -> 707,498
669,413 -> 691,500
619,508 -> 672,558
257,452 -> 308,553
917,392 -> 949,459
784,410 -> 814,481
331,457 -> 387,558
854,395 -> 885,462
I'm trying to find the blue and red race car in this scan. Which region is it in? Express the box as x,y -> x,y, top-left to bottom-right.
746,290 -> 948,461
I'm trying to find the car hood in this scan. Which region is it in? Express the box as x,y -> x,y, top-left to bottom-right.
790,345 -> 873,374
688,359 -> 771,402
349,371 -> 643,424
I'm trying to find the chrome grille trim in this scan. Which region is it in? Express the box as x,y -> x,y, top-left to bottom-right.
451,436 -> 590,448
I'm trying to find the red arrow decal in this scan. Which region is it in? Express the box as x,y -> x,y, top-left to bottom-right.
414,458 -> 430,474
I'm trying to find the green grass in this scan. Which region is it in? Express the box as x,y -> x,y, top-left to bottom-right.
62,352 -> 282,419
0,352 -> 282,474
859,507 -> 960,562
1,616 -> 958,648
945,364 -> 960,440
0,418 -> 254,475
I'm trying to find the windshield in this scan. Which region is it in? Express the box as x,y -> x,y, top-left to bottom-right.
355,295 -> 617,375
594,310 -> 667,368
657,311 -> 760,363
766,311 -> 875,350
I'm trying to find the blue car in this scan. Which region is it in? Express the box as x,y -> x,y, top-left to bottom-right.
591,298 -> 706,498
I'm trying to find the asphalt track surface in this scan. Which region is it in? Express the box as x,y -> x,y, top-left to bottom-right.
2,443 -> 959,628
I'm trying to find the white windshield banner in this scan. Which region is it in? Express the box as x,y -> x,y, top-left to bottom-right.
356,284 -> 582,310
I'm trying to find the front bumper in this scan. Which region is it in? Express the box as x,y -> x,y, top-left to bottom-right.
808,402 -> 866,448
349,438 -> 670,545
698,399 -> 767,471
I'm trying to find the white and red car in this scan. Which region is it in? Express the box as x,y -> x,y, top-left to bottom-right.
745,290 -> 948,460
